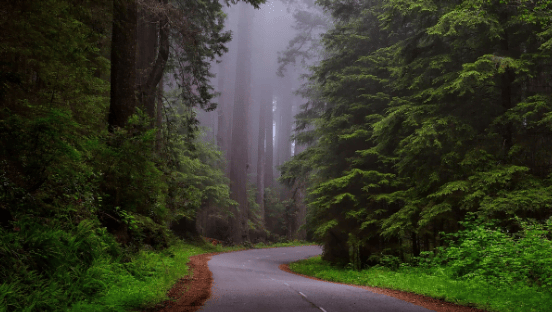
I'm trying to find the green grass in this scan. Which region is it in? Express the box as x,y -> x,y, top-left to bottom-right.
0,230 -> 314,312
69,239 -> 313,312
67,240 -> 231,312
289,256 -> 552,312
253,239 -> 316,249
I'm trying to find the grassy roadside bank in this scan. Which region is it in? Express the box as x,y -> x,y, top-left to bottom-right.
289,256 -> 552,312
0,230 -> 312,312
68,239 -> 313,312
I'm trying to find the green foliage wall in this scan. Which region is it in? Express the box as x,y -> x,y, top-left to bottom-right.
0,0 -> 245,310
284,0 -> 552,265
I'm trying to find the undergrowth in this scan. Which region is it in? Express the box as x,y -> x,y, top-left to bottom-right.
0,216 -> 213,312
290,219 -> 552,312
254,239 -> 315,249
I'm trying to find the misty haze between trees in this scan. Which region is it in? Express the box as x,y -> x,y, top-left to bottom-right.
1,0 -> 552,311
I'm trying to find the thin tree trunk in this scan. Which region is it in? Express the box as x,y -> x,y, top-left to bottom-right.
109,0 -> 138,130
264,86 -> 274,189
256,85 -> 268,227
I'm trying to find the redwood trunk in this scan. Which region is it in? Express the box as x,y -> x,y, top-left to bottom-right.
136,6 -> 157,118
256,85 -> 268,226
109,0 -> 138,130
229,3 -> 253,244
264,86 -> 274,189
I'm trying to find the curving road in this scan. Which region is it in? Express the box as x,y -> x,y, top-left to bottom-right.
199,246 -> 433,312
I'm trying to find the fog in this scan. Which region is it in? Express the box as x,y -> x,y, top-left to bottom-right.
197,0 -> 303,182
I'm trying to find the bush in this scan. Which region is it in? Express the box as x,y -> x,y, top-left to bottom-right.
0,217 -> 122,311
430,218 -> 552,289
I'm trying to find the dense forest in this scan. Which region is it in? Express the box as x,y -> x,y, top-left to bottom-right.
281,0 -> 552,266
1,0 -> 552,310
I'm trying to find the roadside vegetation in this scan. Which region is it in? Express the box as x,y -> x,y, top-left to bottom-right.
290,218 -> 552,312
0,227 -> 311,312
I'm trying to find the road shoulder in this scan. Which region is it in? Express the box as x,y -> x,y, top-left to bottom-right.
279,263 -> 484,312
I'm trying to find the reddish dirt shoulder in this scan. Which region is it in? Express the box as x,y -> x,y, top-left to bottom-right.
143,252 -> 217,312
279,264 -> 484,312
145,249 -> 484,312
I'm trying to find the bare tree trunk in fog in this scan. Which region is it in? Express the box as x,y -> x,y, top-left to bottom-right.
264,87 -> 274,189
217,57 -> 233,175
274,109 -> 280,170
109,0 -> 138,131
277,78 -> 293,169
216,5 -> 235,177
229,3 -> 253,244
256,85 -> 269,227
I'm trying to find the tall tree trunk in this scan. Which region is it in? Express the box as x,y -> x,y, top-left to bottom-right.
109,0 -> 138,130
264,87 -> 274,190
295,181 -> 307,240
156,75 -> 163,150
229,3 -> 253,244
256,85 -> 268,227
275,107 -> 281,169
278,79 -> 293,166
216,5 -> 235,177
136,6 -> 157,118
138,0 -> 169,118
217,58 -> 233,176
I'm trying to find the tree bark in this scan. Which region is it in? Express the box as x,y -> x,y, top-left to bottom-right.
278,79 -> 293,166
229,2 -> 253,244
109,0 -> 138,130
138,0 -> 169,119
256,85 -> 268,227
136,4 -> 158,118
156,75 -> 163,150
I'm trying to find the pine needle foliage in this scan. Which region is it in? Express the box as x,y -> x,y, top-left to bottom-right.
283,0 -> 552,267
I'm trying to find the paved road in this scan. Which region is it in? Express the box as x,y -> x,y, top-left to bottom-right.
199,246 -> 432,312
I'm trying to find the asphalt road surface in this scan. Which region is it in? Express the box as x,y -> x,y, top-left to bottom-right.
199,246 -> 433,312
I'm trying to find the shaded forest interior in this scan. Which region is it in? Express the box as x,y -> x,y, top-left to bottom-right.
1,0 -> 552,310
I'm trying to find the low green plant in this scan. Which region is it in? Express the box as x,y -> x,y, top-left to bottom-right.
290,255 -> 552,312
68,240 -> 218,312
254,239 -> 315,248
289,218 -> 552,312
427,218 -> 552,289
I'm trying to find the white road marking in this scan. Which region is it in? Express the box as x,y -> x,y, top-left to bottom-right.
284,282 -> 289,286
299,292 -> 307,298
320,308 -> 327,312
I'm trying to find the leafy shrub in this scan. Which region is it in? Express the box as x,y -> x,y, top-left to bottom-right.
0,217 -> 122,311
430,218 -> 552,289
